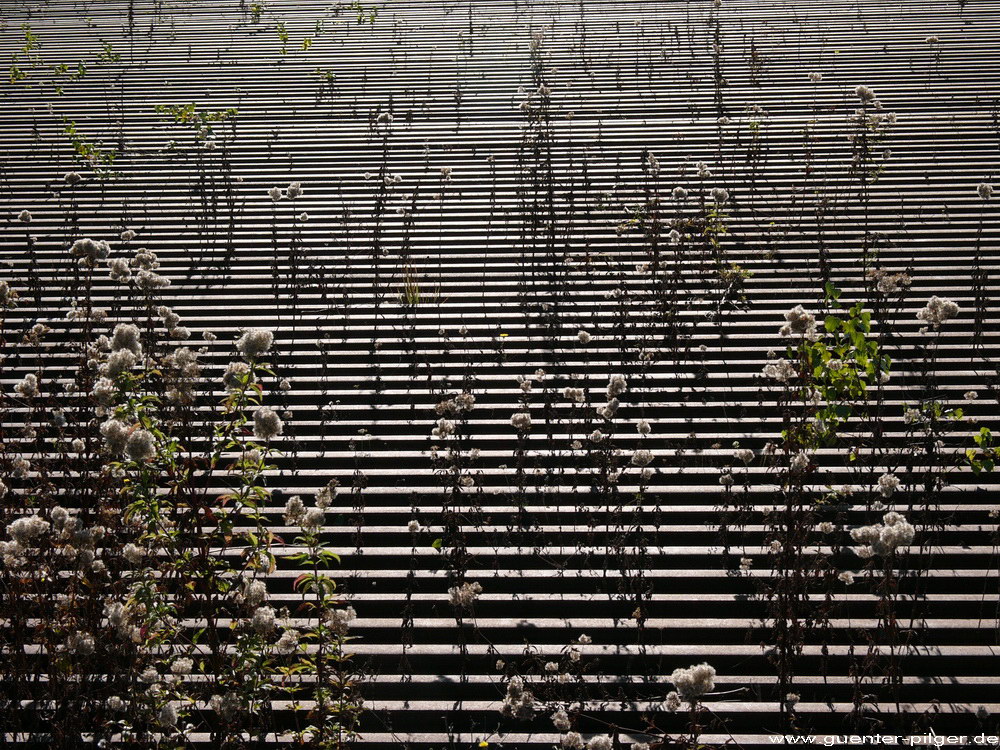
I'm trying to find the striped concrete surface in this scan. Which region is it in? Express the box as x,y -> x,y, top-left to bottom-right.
2,0 -> 999,746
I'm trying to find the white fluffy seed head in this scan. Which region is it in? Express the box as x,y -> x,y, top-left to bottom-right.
510,412 -> 532,432
236,329 -> 274,359
253,407 -> 283,441
669,662 -> 716,702
916,296 -> 959,329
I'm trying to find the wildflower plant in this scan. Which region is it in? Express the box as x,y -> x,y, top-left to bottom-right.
751,287 -> 891,729
283,480 -> 363,746
0,238 -> 365,746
